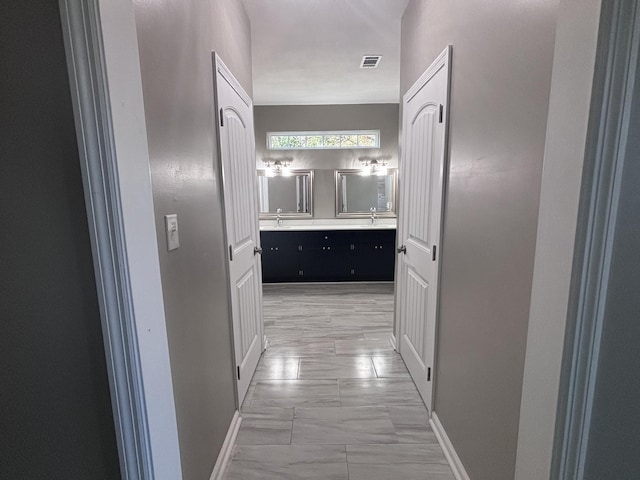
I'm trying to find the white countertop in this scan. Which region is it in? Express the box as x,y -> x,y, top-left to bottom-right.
259,218 -> 397,232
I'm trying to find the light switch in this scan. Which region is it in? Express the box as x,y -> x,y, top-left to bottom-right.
164,214 -> 179,251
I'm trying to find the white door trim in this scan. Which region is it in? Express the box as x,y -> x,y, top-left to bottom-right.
552,3 -> 640,478
59,1 -> 182,478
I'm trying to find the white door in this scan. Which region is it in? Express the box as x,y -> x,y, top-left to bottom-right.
214,55 -> 264,405
396,46 -> 450,412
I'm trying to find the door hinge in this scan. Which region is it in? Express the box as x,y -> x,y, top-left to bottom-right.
229,244 -> 233,261
427,367 -> 432,382
220,108 -> 224,127
237,366 -> 240,380
438,104 -> 443,123
432,245 -> 437,261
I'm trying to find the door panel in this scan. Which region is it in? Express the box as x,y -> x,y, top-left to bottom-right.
215,55 -> 263,405
396,47 -> 450,413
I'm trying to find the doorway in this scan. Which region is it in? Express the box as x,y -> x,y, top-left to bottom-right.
216,14 -> 453,480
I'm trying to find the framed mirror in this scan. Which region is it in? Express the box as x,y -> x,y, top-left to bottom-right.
335,169 -> 397,217
257,169 -> 313,218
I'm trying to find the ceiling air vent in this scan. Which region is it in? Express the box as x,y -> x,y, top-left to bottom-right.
360,55 -> 382,69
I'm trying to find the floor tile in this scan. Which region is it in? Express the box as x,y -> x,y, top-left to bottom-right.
339,378 -> 424,406
335,338 -> 394,355
346,443 -> 449,465
292,406 -> 398,444
347,462 -> 455,480
298,356 -> 376,379
251,380 -> 340,407
372,354 -> 411,377
265,326 -> 305,340
242,385 -> 256,410
362,327 -> 393,340
225,284 -> 451,479
265,339 -> 336,357
225,445 -> 348,480
387,405 -> 430,427
303,325 -> 364,341
236,419 -> 292,445
241,406 -> 294,420
253,356 -> 299,380
269,316 -> 332,328
393,425 -> 440,443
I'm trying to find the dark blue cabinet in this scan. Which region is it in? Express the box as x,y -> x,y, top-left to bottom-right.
353,230 -> 396,281
260,231 -> 301,282
260,229 -> 396,282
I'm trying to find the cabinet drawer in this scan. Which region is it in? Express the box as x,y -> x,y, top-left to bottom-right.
298,230 -> 354,249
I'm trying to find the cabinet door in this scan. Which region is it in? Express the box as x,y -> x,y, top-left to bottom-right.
260,231 -> 300,282
353,230 -> 397,281
299,231 -> 353,281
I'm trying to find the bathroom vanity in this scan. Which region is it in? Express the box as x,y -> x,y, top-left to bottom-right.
260,225 -> 396,282
256,166 -> 398,283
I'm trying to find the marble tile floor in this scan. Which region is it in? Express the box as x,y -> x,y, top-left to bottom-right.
225,283 -> 454,480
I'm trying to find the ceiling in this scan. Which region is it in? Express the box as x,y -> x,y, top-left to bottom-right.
242,0 -> 410,106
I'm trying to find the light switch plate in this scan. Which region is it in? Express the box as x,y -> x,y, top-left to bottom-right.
164,214 -> 179,251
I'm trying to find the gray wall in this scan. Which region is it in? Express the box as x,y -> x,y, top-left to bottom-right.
254,104 -> 399,218
515,0 -> 602,477
400,1 -> 557,479
133,0 -> 252,478
0,2 -> 120,478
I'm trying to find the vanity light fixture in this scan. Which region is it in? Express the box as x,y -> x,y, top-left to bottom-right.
263,158 -> 292,177
359,157 -> 389,176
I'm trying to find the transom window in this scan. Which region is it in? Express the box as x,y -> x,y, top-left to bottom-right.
267,130 -> 380,150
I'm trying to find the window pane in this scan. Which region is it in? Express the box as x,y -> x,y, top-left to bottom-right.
270,135 -> 290,149
306,135 -> 323,148
340,135 -> 358,147
358,134 -> 377,147
268,131 -> 379,150
288,135 -> 305,148
324,135 -> 341,147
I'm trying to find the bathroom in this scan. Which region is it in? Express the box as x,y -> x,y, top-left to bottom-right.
255,103 -> 400,284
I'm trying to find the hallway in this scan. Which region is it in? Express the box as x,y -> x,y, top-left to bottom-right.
224,284 -> 454,479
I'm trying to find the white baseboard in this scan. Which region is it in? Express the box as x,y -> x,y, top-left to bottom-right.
430,411 -> 471,480
210,410 -> 242,480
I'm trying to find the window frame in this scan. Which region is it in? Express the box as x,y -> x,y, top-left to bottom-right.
266,130 -> 380,150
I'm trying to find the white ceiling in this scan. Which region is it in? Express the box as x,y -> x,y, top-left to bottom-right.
242,0 -> 410,105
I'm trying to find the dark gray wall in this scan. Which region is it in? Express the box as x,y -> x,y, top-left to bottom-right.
0,2 -> 120,478
132,0 -> 252,479
254,104 -> 399,218
400,1 -> 558,479
584,34 -> 640,478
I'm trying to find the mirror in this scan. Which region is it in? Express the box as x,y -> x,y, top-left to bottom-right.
335,169 -> 397,217
257,170 -> 313,218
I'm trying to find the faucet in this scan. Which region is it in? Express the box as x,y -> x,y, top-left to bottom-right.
276,208 -> 283,227
370,207 -> 378,225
